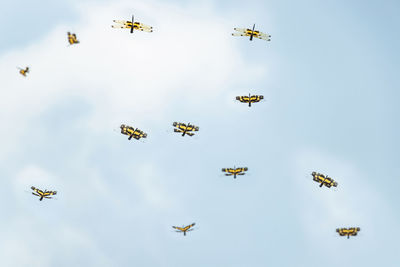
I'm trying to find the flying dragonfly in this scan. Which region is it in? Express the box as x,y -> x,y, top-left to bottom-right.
172,223 -> 196,236
18,67 -> 29,77
232,24 -> 271,41
120,124 -> 147,140
336,227 -> 360,239
311,172 -> 338,188
31,186 -> 57,201
236,94 -> 264,107
221,167 -> 248,179
112,14 -> 153,33
173,122 -> 199,137
67,32 -> 79,45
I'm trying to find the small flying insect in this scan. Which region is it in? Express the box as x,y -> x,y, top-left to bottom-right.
172,223 -> 196,236
221,167 -> 248,179
18,67 -> 29,77
336,227 -> 360,239
67,32 -> 79,45
31,186 -> 57,201
311,172 -> 338,188
112,14 -> 153,33
232,24 -> 271,41
173,122 -> 199,137
236,94 -> 264,107
120,124 -> 147,140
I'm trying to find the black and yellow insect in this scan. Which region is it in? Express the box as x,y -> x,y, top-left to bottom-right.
172,223 -> 196,236
336,227 -> 360,239
18,67 -> 29,77
173,122 -> 199,137
120,124 -> 147,140
232,24 -> 271,41
221,167 -> 248,179
311,172 -> 338,188
111,15 -> 153,34
236,94 -> 264,107
67,32 -> 79,45
31,186 -> 57,201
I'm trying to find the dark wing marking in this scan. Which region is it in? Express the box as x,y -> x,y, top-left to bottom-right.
31,186 -> 44,196
236,96 -> 250,103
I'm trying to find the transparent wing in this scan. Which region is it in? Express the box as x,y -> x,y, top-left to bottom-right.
233,28 -> 247,33
232,33 -> 247,37
258,31 -> 271,38
138,23 -> 153,30
139,28 -> 153,33
112,25 -> 129,29
113,20 -> 130,24
256,35 -> 271,41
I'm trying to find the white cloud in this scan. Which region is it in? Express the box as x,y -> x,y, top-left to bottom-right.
0,1 -> 267,266
0,0 -> 265,157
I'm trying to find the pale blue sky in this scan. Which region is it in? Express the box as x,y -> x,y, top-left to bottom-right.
1,0 -> 399,266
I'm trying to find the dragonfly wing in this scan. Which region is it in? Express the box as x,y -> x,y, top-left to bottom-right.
113,20 -> 129,24
257,35 -> 271,41
258,31 -> 271,37
112,25 -> 129,29
140,28 -> 153,33
232,33 -> 247,37
233,28 -> 247,33
138,23 -> 153,29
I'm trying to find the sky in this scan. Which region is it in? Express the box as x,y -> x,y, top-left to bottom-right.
1,0 -> 400,266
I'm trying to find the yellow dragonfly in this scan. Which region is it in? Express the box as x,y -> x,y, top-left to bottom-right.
336,227 -> 360,239
172,223 -> 196,236
18,67 -> 29,77
173,122 -> 199,137
31,186 -> 57,201
112,15 -> 153,34
67,32 -> 79,45
221,167 -> 248,179
236,94 -> 264,107
120,124 -> 147,140
232,24 -> 271,41
311,172 -> 338,188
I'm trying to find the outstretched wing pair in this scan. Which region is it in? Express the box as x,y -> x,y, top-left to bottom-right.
222,167 -> 248,178
311,172 -> 338,188
232,26 -> 271,41
236,94 -> 264,107
172,223 -> 196,236
336,227 -> 360,239
31,186 -> 57,201
112,15 -> 153,33
120,124 -> 147,140
173,122 -> 199,137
